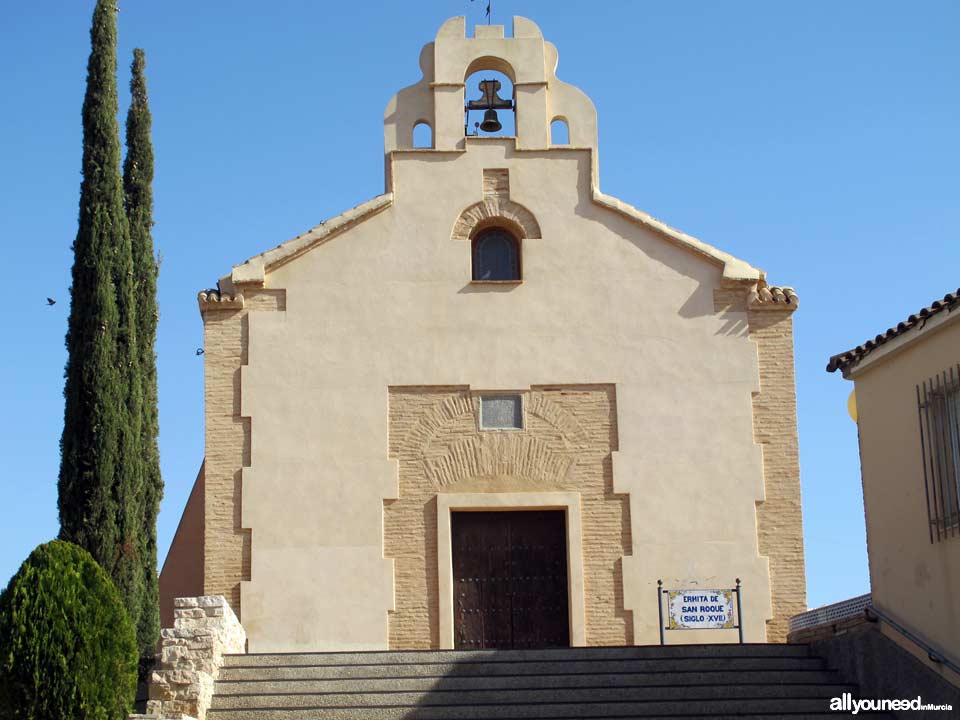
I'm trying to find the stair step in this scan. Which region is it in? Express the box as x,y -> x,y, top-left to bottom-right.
215,668 -> 844,695
219,656 -> 825,681
221,644 -> 811,668
206,696 -> 877,718
209,715 -> 891,720
205,645 -> 895,719
211,683 -> 855,709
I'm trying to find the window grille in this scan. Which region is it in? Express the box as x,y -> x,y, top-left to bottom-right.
917,363 -> 960,542
472,228 -> 520,281
480,395 -> 523,430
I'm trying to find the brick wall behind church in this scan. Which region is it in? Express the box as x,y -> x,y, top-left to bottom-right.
386,385 -> 632,649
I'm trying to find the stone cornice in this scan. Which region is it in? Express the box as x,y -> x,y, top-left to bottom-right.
219,159 -> 778,294
230,193 -> 394,286
591,189 -> 763,284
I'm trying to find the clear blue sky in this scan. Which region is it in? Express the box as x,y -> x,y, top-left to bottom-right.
1,1 -> 957,612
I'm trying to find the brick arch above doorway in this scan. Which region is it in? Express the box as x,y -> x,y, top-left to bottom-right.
425,435 -> 574,487
391,388 -> 594,458
385,385 -> 632,650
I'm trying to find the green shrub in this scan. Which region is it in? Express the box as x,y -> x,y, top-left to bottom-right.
0,540 -> 137,720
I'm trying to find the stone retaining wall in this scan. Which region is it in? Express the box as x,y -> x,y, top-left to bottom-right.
136,595 -> 246,720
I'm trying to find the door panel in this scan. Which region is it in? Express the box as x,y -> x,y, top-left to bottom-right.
508,512 -> 570,648
452,510 -> 569,649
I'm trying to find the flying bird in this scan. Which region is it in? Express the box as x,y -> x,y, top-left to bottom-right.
46,297 -> 56,306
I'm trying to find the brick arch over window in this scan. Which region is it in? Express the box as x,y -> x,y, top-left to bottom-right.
425,436 -> 575,488
451,198 -> 542,241
392,389 -> 591,457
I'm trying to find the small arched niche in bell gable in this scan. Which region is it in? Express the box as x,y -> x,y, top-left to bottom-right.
471,226 -> 521,282
413,121 -> 433,148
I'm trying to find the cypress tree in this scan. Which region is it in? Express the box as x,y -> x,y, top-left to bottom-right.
59,0 -> 144,639
124,47 -> 162,658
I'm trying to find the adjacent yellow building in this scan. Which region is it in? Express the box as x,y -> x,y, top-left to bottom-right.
827,288 -> 960,678
160,16 -> 806,653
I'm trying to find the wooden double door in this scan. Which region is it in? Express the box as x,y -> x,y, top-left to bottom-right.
452,510 -> 570,650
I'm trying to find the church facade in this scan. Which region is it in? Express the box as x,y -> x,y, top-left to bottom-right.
161,16 -> 806,653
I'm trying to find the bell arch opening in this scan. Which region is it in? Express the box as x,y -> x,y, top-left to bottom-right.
464,55 -> 516,83
464,68 -> 515,138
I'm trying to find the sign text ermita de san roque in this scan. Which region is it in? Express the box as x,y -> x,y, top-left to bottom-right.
668,589 -> 735,629
657,578 -> 744,644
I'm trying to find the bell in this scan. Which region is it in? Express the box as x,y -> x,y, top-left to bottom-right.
479,108 -> 502,133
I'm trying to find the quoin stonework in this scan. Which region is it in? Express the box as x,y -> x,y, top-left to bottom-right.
160,15 -> 805,653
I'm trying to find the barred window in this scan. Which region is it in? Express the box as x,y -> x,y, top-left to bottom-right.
480,395 -> 523,430
472,228 -> 520,282
917,364 -> 960,542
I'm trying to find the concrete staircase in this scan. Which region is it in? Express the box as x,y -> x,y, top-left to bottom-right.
208,644 -> 893,719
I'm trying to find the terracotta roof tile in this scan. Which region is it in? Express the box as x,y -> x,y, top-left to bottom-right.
749,282 -> 799,310
826,288 -> 960,373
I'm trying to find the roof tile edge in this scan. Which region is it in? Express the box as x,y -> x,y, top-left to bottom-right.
748,281 -> 799,311
198,290 -> 244,311
826,288 -> 960,374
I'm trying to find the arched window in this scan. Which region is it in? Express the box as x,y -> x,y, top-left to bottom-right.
472,228 -> 520,281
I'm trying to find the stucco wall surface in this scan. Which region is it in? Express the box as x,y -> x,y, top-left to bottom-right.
852,316 -> 960,660
191,16 -> 806,652
228,140 -> 776,651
